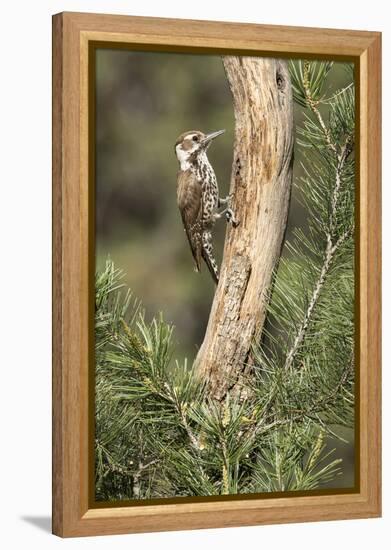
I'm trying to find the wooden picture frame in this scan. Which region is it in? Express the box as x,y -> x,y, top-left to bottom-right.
52,11 -> 381,537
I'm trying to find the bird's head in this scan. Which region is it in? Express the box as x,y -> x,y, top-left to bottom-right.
174,129 -> 225,170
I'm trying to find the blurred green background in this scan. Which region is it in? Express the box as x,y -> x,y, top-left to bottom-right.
96,50 -> 234,362
95,49 -> 354,488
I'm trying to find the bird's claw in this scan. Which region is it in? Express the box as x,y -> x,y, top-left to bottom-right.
225,208 -> 240,228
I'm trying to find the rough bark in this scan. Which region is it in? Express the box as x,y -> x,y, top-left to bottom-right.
195,56 -> 294,400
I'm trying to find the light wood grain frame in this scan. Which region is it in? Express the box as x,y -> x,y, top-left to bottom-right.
52,11 -> 381,538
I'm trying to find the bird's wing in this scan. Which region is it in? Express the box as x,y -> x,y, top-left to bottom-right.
177,170 -> 203,272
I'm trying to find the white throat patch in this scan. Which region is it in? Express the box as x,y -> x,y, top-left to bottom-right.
176,144 -> 192,171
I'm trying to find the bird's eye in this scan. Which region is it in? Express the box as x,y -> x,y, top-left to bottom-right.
192,136 -> 199,142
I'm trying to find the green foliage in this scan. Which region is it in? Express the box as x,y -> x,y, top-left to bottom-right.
95,60 -> 355,501
249,427 -> 342,492
290,60 -> 333,107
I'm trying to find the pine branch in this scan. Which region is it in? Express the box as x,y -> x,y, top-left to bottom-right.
302,61 -> 336,153
240,354 -> 353,441
283,227 -> 351,371
283,75 -> 354,371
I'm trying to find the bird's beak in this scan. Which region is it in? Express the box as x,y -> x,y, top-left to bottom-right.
202,129 -> 225,146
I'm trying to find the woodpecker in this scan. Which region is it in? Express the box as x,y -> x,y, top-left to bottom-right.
175,129 -> 238,284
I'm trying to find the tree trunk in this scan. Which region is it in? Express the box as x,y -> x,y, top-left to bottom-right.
195,56 -> 294,400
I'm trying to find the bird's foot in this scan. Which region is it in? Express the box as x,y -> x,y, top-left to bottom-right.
225,208 -> 240,228
218,193 -> 234,207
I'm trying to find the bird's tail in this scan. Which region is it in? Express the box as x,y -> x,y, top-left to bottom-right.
202,231 -> 219,284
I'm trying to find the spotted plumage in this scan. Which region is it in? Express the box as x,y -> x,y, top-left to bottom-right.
175,130 -> 238,284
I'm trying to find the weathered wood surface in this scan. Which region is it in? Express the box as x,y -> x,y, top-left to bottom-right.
195,56 -> 294,400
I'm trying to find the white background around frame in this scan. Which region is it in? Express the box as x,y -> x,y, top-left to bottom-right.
0,0 -> 388,548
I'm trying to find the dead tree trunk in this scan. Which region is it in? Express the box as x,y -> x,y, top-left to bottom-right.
195,56 -> 294,400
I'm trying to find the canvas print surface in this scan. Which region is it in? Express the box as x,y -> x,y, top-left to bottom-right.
94,49 -> 356,502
